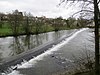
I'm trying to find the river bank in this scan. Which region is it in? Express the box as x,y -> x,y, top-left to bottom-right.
0,24 -> 79,38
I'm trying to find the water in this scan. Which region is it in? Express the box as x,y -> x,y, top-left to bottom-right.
0,30 -> 75,62
0,28 -> 95,75
2,28 -> 95,75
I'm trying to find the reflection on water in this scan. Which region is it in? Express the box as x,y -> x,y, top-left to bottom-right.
10,37 -> 25,56
0,30 -> 75,62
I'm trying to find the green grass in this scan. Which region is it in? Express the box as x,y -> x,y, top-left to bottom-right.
0,28 -> 12,36
0,21 -> 80,37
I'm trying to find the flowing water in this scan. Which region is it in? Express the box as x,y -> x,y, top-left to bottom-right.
0,28 -> 95,75
0,30 -> 75,61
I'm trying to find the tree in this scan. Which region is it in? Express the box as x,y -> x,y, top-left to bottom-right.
0,21 -> 3,28
8,13 -> 17,36
34,17 -> 43,34
8,10 -> 23,36
67,17 -> 76,28
0,13 -> 5,21
77,17 -> 88,27
60,0 -> 99,75
52,16 -> 64,31
23,12 -> 30,35
0,13 -> 5,28
94,0 -> 99,75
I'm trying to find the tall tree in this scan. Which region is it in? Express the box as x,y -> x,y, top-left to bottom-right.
8,10 -> 23,36
60,0 -> 99,75
94,0 -> 99,75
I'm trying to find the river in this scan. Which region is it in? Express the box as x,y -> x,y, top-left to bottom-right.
0,28 -> 95,75
0,29 -> 76,61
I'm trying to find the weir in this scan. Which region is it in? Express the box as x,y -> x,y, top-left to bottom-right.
0,29 -> 78,73
16,28 -> 88,69
7,28 -> 94,75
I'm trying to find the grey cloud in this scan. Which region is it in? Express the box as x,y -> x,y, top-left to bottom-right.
0,0 -> 79,18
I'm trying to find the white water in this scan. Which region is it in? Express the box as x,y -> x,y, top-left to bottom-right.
3,28 -> 88,75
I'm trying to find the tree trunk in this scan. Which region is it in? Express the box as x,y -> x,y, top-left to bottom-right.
94,0 -> 100,75
26,17 -> 29,35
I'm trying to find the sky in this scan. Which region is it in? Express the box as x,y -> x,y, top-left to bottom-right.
0,0 -> 81,19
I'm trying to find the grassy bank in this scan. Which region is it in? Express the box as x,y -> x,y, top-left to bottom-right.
0,21 -> 52,37
0,21 -> 81,37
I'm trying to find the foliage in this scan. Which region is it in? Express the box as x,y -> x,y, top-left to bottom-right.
0,10 -> 89,37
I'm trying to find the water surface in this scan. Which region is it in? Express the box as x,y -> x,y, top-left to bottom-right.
0,30 -> 75,62
6,28 -> 95,75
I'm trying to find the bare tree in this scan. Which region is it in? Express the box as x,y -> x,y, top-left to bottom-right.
94,0 -> 100,75
59,0 -> 99,75
23,12 -> 30,35
8,10 -> 23,36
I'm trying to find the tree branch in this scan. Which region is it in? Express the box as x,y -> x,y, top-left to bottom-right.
71,10 -> 93,17
97,0 -> 100,4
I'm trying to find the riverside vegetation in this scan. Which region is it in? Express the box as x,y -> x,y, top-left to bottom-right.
0,10 -> 90,37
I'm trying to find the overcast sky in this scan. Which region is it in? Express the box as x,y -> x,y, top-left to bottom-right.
0,0 -> 80,19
